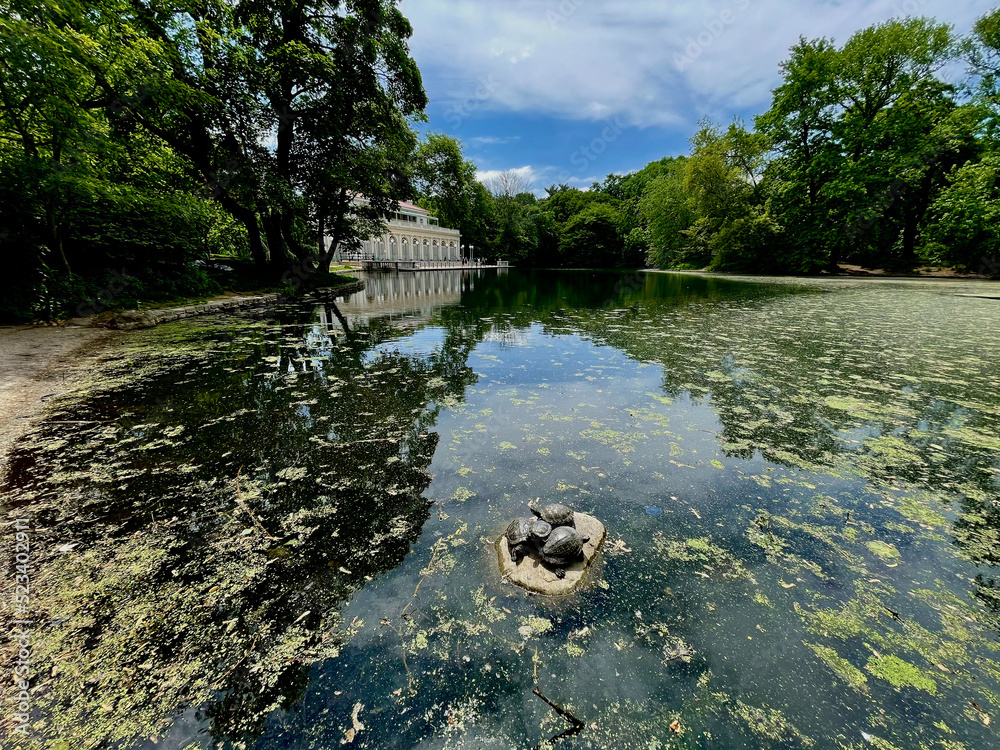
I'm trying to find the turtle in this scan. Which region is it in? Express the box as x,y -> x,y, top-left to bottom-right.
537,526 -> 591,579
504,517 -> 551,562
530,502 -> 576,529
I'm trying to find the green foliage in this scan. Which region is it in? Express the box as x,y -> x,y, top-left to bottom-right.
5,2 -> 1000,298
558,202 -> 625,267
708,206 -> 788,273
414,133 -> 497,253
0,0 -> 426,320
630,15 -> 995,275
922,155 -> 1000,272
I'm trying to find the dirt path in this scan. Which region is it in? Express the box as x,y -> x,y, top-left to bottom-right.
0,326 -> 114,480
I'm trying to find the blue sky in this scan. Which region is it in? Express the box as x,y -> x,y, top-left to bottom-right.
400,0 -> 989,193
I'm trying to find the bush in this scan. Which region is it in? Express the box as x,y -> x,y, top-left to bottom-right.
921,156 -> 1000,273
0,265 -> 223,323
709,209 -> 789,273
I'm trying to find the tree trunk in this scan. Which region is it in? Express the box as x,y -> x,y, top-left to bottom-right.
47,210 -> 72,275
318,190 -> 350,270
279,210 -> 307,261
317,212 -> 326,257
900,213 -> 918,266
263,214 -> 288,270
827,243 -> 841,275
217,194 -> 268,267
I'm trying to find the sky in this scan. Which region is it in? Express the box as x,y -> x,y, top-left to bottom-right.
399,0 -> 990,194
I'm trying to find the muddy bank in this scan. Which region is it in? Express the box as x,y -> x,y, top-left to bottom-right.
0,281 -> 365,479
0,326 -> 114,480
86,279 -> 366,330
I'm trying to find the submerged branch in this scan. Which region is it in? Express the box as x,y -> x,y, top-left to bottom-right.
234,466 -> 279,540
531,685 -> 585,749
532,686 -> 585,728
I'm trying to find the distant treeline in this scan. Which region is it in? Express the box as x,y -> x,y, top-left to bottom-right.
445,11 -> 1000,276
2,5 -> 998,322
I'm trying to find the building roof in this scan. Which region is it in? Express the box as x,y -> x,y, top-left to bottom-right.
350,194 -> 431,215
396,200 -> 430,214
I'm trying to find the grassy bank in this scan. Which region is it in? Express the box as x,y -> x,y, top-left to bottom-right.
0,259 -> 360,325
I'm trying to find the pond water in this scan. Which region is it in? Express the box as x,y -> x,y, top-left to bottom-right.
3,269 -> 1000,750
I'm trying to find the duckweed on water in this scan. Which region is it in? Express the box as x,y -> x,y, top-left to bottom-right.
865,654 -> 938,694
3,271 -> 1000,749
805,642 -> 869,693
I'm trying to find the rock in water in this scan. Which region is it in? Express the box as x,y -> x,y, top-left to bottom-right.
496,512 -> 606,595
105,310 -> 158,330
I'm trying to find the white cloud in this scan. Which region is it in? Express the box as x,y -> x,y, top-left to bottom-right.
468,136 -> 521,145
402,0 -> 987,129
475,165 -> 540,188
474,165 -> 602,196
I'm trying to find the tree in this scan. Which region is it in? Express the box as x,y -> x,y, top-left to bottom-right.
482,168 -> 532,198
641,160 -> 699,268
483,169 -> 536,262
413,132 -> 497,253
558,202 -> 624,267
81,0 -> 426,268
965,7 -> 1000,138
677,119 -> 783,271
922,154 -> 1000,273
756,18 -> 962,272
0,1 -> 240,319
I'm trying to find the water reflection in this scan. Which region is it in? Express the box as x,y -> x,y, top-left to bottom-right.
2,270 -> 999,750
1,298 -> 487,747
338,269 -> 481,326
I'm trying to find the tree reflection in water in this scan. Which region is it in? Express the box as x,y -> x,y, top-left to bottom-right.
1,298 -> 485,747
2,270 -> 999,749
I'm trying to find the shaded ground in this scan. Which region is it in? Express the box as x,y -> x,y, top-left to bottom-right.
0,325 -> 113,478
836,263 -> 996,278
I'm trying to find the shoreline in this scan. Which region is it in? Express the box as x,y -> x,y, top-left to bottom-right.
644,265 -> 998,282
0,279 -> 365,483
73,279 -> 366,330
0,326 -> 115,483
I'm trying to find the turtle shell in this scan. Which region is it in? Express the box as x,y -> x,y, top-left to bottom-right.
530,519 -> 552,542
533,502 -> 576,528
505,517 -> 535,546
539,526 -> 585,563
